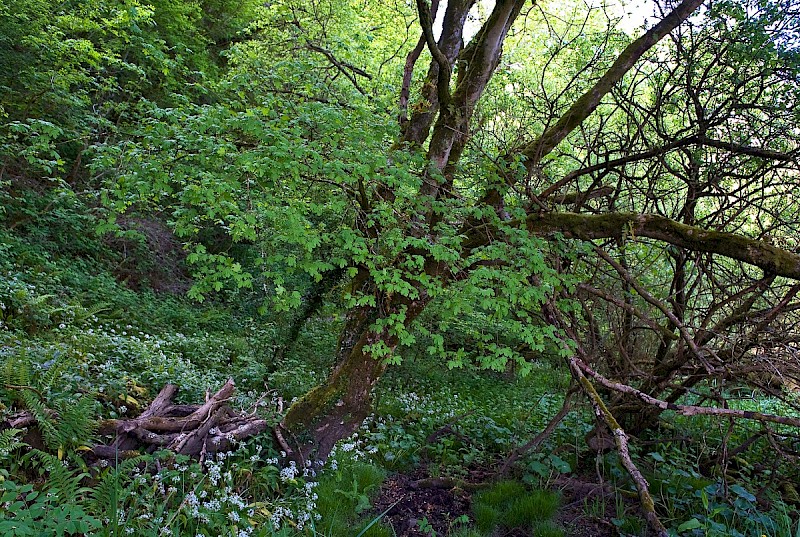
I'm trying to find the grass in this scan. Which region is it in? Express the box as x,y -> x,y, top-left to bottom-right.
531,520 -> 565,537
471,480 -> 563,534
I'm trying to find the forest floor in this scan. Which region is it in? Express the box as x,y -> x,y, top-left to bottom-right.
371,465 -> 633,536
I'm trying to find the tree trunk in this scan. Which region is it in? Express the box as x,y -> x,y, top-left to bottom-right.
279,303 -> 385,464
276,0 -> 714,465
279,273 -> 432,463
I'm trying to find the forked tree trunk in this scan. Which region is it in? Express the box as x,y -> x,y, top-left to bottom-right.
276,0 -> 710,465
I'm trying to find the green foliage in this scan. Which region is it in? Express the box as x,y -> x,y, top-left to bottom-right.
2,1 -> 800,536
314,456 -> 388,536
0,429 -> 25,458
448,527 -> 484,537
472,501 -> 500,534
0,478 -> 101,536
471,480 -> 562,534
0,441 -> 325,537
1,351 -> 97,455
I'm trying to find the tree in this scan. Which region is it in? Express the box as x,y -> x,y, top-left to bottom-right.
101,1 -> 800,533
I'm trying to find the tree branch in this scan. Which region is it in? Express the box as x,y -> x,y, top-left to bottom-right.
569,357 -> 668,537
521,0 -> 705,166
400,0 -> 441,128
575,357 -> 800,428
525,212 -> 800,280
698,136 -> 798,162
416,0 -> 452,107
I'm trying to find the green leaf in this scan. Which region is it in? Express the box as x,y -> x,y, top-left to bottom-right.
677,518 -> 704,531
728,484 -> 756,502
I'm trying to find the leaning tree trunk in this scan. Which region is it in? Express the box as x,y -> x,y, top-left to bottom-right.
278,303 -> 384,464
278,288 -> 431,464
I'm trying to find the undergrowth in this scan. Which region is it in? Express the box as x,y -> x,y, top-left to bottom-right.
1,183 -> 799,536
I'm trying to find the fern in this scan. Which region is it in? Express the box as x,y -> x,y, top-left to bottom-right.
2,350 -> 97,455
24,449 -> 92,504
37,353 -> 72,394
18,388 -> 61,451
2,347 -> 76,397
89,454 -> 150,520
2,349 -> 32,392
53,396 -> 97,451
73,302 -> 111,325
0,427 -> 25,456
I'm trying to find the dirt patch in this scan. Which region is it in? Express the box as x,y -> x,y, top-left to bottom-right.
552,475 -> 618,537
371,469 -> 473,536
371,467 -> 652,536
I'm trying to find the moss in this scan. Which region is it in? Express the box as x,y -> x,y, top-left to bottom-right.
281,381 -> 344,438
525,212 -> 800,280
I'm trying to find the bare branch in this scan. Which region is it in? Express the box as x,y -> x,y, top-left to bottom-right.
416,0 -> 452,107
575,357 -> 800,428
521,0 -> 705,167
570,357 -> 668,537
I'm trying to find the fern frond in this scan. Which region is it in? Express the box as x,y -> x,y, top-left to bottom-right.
54,396 -> 97,451
89,455 -> 150,518
37,353 -> 72,393
24,294 -> 55,308
74,302 -> 111,325
19,390 -> 60,450
26,449 -> 91,504
2,350 -> 32,389
0,428 -> 25,456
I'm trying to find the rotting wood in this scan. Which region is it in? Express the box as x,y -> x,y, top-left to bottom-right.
3,379 -> 272,460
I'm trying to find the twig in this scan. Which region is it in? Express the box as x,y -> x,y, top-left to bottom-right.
3,384 -> 45,401
500,388 -> 576,475
273,424 -> 294,457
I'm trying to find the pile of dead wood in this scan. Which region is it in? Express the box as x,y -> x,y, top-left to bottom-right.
4,379 -> 271,460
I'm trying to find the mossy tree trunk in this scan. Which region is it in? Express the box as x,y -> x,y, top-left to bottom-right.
279,284 -> 432,463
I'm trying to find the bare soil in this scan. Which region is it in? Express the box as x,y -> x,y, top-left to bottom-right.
371,466 -> 649,536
